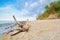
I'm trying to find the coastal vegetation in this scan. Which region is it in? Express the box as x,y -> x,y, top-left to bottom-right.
37,0 -> 60,20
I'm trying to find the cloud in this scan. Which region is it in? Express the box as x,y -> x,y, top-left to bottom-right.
39,0 -> 46,3
50,0 -> 57,2
0,0 -> 57,21
0,5 -> 23,21
30,2 -> 38,8
0,5 -> 36,21
24,2 -> 28,8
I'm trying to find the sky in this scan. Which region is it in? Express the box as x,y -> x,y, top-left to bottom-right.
0,0 -> 57,21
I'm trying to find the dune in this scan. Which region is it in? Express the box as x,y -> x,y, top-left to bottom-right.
0,19 -> 60,40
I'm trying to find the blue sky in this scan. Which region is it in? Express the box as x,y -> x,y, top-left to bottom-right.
0,0 -> 57,21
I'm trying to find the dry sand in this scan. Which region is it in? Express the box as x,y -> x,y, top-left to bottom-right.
0,19 -> 60,40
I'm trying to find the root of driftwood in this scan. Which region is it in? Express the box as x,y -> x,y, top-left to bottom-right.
10,28 -> 29,36
11,29 -> 23,36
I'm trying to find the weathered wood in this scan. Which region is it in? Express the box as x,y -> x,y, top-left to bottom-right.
13,15 -> 30,33
13,15 -> 23,28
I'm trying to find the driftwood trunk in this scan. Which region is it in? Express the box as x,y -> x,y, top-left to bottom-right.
13,15 -> 30,31
13,16 -> 21,27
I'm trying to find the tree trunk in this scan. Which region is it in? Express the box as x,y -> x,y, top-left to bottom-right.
13,16 -> 21,27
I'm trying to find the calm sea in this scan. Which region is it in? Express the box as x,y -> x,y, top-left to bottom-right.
0,21 -> 18,37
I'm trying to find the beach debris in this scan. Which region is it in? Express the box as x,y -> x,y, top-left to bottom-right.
7,15 -> 30,36
13,16 -> 22,27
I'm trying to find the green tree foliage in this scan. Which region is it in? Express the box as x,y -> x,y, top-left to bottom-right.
37,0 -> 60,20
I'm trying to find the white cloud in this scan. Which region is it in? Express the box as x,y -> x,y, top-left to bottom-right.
39,0 -> 46,3
0,5 -> 36,21
25,0 -> 44,10
30,2 -> 38,8
51,0 -> 57,2
24,2 -> 28,8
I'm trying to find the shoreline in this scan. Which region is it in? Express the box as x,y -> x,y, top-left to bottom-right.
0,19 -> 60,40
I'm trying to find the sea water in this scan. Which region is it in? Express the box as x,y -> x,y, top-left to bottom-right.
0,21 -> 18,37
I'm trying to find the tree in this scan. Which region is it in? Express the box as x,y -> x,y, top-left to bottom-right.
37,0 -> 60,20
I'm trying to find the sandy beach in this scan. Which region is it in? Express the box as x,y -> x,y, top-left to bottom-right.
0,19 -> 60,40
